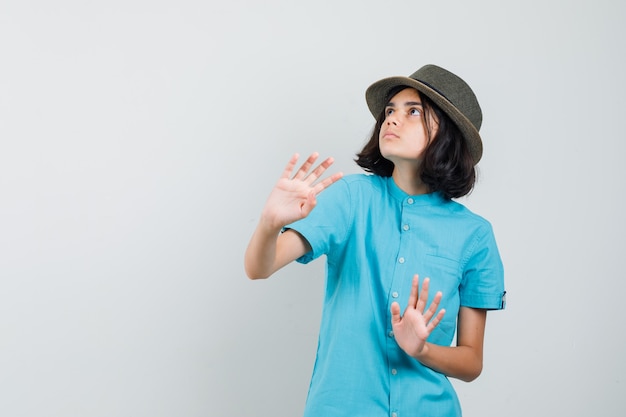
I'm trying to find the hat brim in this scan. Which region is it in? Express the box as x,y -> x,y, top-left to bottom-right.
365,76 -> 483,164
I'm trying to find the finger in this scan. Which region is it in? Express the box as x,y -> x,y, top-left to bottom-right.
293,152 -> 320,180
416,277 -> 430,313
423,291 -> 442,322
406,275 -> 420,309
280,153 -> 300,179
426,308 -> 446,333
390,301 -> 402,325
312,171 -> 344,195
304,156 -> 335,185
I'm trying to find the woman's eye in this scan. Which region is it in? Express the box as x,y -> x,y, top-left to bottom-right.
385,108 -> 394,116
409,108 -> 421,116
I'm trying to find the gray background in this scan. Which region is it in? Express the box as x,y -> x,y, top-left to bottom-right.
1,0 -> 624,416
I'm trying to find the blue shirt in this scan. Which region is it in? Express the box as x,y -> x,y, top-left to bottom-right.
288,174 -> 505,417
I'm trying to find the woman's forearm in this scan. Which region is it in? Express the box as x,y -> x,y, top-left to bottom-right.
414,343 -> 483,382
244,225 -> 310,280
415,307 -> 487,382
244,220 -> 282,279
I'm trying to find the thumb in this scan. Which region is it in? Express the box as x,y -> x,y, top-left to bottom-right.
390,302 -> 401,325
301,190 -> 318,216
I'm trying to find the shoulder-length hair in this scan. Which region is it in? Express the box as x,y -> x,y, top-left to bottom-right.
355,87 -> 476,199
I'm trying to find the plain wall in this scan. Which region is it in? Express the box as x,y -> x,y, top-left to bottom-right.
1,0 -> 624,416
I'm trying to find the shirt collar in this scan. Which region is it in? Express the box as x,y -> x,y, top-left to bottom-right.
385,175 -> 446,206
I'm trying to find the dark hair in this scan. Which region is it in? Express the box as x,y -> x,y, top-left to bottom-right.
355,87 -> 476,199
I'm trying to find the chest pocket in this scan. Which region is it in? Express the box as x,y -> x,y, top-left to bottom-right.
423,252 -> 462,286
422,253 -> 462,343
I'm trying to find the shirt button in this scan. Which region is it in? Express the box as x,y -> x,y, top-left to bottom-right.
407,198 -> 414,204
392,291 -> 399,298
402,224 -> 409,231
388,330 -> 394,338
391,368 -> 397,375
398,257 -> 405,264
392,413 -> 398,417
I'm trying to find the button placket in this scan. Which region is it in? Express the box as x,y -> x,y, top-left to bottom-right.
388,197 -> 416,417
397,197 -> 413,267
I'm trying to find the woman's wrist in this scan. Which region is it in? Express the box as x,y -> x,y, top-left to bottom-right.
413,342 -> 430,361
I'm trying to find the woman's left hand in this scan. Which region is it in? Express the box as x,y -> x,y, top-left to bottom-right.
390,275 -> 446,358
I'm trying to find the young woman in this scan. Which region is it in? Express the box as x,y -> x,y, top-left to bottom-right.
245,64 -> 506,417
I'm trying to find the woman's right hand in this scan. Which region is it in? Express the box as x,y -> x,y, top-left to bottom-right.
261,152 -> 343,230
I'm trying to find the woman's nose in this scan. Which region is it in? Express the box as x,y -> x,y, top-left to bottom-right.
386,114 -> 399,125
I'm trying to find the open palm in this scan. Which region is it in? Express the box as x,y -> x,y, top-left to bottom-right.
390,275 -> 446,358
261,153 -> 343,229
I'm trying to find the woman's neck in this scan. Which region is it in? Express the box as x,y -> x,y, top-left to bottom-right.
392,165 -> 429,195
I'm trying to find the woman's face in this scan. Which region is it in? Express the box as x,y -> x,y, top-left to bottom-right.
379,87 -> 438,166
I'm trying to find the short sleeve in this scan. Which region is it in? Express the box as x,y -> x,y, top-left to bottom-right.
459,224 -> 506,310
285,178 -> 353,265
